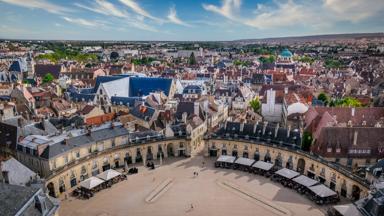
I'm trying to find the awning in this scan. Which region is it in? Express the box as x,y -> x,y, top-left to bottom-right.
252,161 -> 274,171
96,169 -> 121,181
79,176 -> 104,190
216,155 -> 236,163
234,157 -> 255,166
333,204 -> 362,216
309,184 -> 337,198
275,168 -> 300,179
292,175 -> 319,187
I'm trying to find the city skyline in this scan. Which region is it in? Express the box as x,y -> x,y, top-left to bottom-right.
0,0 -> 384,41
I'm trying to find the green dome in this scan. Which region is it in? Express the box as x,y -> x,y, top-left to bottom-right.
280,49 -> 293,58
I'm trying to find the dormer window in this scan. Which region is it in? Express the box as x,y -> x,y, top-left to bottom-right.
327,147 -> 332,153
336,147 -> 341,153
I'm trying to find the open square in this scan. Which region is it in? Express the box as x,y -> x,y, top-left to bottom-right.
60,156 -> 330,216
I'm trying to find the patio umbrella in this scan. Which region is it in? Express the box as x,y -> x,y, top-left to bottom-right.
79,177 -> 104,190
97,169 -> 121,181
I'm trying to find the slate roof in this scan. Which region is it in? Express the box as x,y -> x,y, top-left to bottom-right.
214,121 -> 302,147
9,60 -> 21,72
183,85 -> 202,94
111,96 -> 143,107
34,64 -> 61,78
130,104 -> 156,121
40,125 -> 128,159
0,183 -> 39,216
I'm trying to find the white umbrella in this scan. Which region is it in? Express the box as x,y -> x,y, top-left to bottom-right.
97,169 -> 121,181
79,177 -> 104,190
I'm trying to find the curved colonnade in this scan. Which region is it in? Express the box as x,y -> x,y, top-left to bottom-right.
44,136 -> 370,201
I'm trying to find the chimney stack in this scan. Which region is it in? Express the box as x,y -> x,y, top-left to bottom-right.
274,123 -> 279,138
253,121 -> 259,133
262,121 -> 268,135
287,125 -> 291,138
194,101 -> 199,116
240,122 -> 244,132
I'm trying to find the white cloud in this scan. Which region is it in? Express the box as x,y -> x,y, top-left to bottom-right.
202,0 -> 241,20
119,0 -> 162,22
0,0 -> 70,14
74,0 -> 160,32
323,0 -> 384,22
62,17 -> 103,27
167,6 -> 191,27
75,0 -> 128,18
245,0 -> 312,29
203,0 -> 384,29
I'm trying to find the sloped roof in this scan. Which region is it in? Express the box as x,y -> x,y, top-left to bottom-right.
129,77 -> 172,97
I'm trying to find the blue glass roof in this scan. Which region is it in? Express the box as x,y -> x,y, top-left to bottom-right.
129,77 -> 172,97
9,61 -> 21,72
111,96 -> 143,107
94,76 -> 125,93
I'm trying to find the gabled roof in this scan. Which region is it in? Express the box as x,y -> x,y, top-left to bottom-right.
34,64 -> 61,78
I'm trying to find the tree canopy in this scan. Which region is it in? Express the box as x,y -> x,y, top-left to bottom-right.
330,97 -> 362,107
249,98 -> 261,113
42,73 -> 54,84
188,52 -> 197,65
301,131 -> 313,151
258,55 -> 276,64
35,49 -> 97,63
317,92 -> 329,105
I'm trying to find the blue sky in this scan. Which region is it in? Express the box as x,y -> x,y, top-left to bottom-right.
0,0 -> 383,41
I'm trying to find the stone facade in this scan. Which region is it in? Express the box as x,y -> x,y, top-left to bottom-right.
206,138 -> 370,201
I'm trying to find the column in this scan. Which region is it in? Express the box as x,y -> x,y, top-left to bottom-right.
162,144 -> 168,158
152,144 -> 158,160
142,147 -> 147,166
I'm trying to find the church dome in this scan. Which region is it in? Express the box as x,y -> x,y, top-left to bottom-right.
280,49 -> 293,58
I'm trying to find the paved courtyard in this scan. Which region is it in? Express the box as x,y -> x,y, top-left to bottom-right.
60,156 -> 331,216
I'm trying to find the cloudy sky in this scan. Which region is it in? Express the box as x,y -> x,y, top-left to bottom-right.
0,0 -> 383,41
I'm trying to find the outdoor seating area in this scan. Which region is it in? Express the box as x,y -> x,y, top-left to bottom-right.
214,155 -> 237,169
271,168 -> 300,187
252,160 -> 274,177
72,169 -> 126,199
214,156 -> 340,205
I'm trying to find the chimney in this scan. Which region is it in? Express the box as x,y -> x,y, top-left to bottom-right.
353,131 -> 358,146
351,107 -> 355,117
182,112 -> 187,124
284,87 -> 288,94
274,123 -> 279,138
194,101 -> 199,116
287,125 -> 291,138
262,121 -> 268,135
240,122 -> 244,132
253,121 -> 259,133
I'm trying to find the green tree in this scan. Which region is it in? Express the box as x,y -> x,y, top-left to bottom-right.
42,73 -> 54,83
188,52 -> 197,65
330,97 -> 362,107
317,92 -> 329,105
249,98 -> 261,113
301,131 -> 313,151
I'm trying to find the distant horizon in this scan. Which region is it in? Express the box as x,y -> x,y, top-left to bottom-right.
1,0 -> 383,41
1,32 -> 383,43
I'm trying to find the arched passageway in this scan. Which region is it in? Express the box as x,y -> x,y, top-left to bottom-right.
47,182 -> 56,197
297,158 -> 305,174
